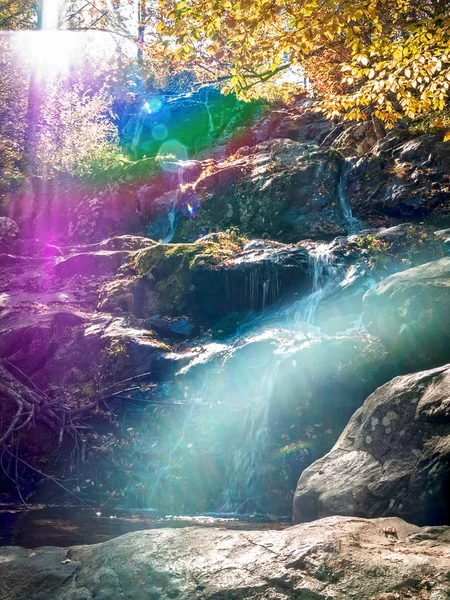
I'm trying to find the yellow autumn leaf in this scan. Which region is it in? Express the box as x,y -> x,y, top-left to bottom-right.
153,0 -> 450,124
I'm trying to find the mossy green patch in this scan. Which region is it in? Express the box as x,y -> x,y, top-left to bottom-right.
134,233 -> 245,315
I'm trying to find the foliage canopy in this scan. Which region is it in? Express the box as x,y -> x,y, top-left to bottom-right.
155,0 -> 450,132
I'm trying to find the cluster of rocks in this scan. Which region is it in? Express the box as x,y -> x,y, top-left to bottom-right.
2,90 -> 450,597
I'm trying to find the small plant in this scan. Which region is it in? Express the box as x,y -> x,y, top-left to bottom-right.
387,160 -> 409,179
106,339 -> 128,359
354,234 -> 392,270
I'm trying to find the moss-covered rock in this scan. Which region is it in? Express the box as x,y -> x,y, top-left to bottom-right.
307,224 -> 445,332
134,236 -> 239,316
132,234 -> 311,322
351,223 -> 444,274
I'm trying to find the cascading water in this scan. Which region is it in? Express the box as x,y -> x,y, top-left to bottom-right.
222,360 -> 280,512
338,158 -> 361,234
134,240 -> 349,515
219,243 -> 344,513
295,244 -> 341,327
162,205 -> 178,243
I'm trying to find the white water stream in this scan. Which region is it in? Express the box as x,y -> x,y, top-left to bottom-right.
338,159 -> 361,234
219,242 -> 345,511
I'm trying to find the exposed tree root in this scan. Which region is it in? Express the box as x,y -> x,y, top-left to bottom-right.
0,360 -> 104,503
0,360 -> 180,505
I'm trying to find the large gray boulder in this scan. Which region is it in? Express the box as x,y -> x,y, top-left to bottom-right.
1,517 -> 450,600
362,257 -> 450,367
293,364 -> 450,526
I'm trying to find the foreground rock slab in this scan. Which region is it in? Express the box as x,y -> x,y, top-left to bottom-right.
1,517 -> 450,599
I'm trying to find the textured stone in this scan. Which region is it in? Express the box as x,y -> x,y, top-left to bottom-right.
1,517 -> 450,599
293,364 -> 450,525
362,257 -> 450,367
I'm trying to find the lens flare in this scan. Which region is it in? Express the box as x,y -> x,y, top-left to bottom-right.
156,140 -> 188,172
152,124 -> 168,141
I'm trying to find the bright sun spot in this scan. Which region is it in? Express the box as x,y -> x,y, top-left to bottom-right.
20,31 -> 80,75
20,0 -> 78,73
41,0 -> 59,30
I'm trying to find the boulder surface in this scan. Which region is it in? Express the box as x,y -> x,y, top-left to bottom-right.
1,517 -> 450,600
363,257 -> 450,367
293,364 -> 450,526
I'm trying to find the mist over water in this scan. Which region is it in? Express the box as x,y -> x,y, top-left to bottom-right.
134,238 -> 361,515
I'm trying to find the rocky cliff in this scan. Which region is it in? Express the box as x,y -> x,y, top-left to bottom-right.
1,92 -> 450,527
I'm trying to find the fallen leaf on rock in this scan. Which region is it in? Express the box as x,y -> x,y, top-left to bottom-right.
384,527 -> 398,539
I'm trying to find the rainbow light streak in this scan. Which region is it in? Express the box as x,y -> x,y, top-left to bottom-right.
5,26 -> 260,245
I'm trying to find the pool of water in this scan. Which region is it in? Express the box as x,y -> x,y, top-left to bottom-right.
0,505 -> 289,548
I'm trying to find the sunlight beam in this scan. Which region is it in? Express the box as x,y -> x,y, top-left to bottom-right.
41,0 -> 59,30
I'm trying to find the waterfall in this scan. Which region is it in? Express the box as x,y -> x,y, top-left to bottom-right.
338,159 -> 361,234
222,360 -> 280,513
243,262 -> 281,312
298,244 -> 340,326
279,242 -> 342,331
161,162 -> 187,243
136,240 -> 347,515
162,205 -> 178,243
220,243 -> 343,513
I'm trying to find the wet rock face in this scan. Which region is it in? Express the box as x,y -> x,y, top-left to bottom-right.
435,228 -> 450,253
0,307 -> 169,393
331,119 -> 384,158
127,236 -> 311,322
2,517 -> 450,600
0,236 -> 172,394
362,257 -> 450,368
249,99 -> 336,147
348,133 -> 450,228
293,364 -> 450,526
312,223 -> 444,331
175,139 -> 347,242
